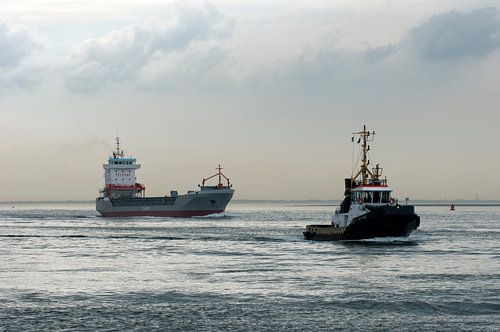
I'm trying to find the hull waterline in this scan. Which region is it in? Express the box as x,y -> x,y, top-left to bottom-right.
99,209 -> 224,218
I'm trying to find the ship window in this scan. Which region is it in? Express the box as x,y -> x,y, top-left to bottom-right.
210,200 -> 216,204
363,192 -> 373,203
381,192 -> 390,203
373,191 -> 381,203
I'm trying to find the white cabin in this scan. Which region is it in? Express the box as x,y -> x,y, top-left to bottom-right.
100,137 -> 145,199
103,157 -> 140,187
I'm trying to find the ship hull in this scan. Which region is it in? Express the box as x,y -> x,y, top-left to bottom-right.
98,209 -> 224,217
96,189 -> 234,218
303,205 -> 420,241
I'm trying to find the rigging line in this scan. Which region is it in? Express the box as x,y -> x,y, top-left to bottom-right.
351,138 -> 355,176
352,148 -> 362,178
367,150 -> 376,167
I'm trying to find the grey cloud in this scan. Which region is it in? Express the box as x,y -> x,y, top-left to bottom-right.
362,45 -> 398,63
255,38 -> 397,88
0,66 -> 48,91
264,47 -> 376,86
149,46 -> 227,86
65,3 -> 234,93
256,7 -> 500,94
0,22 -> 45,92
405,7 -> 500,60
0,23 -> 42,68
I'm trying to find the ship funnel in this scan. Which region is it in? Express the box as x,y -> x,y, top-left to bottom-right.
344,178 -> 352,196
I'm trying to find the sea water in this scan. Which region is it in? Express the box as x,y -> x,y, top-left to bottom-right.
0,202 -> 498,331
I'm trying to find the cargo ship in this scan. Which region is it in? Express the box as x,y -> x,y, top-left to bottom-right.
303,126 -> 420,240
96,138 -> 234,217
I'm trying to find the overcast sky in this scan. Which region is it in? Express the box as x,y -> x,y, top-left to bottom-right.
1,0 -> 499,201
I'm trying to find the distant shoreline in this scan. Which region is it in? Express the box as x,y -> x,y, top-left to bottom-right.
288,203 -> 500,207
2,199 -> 500,207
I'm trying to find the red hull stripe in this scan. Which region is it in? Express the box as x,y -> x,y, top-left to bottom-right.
99,210 -> 224,218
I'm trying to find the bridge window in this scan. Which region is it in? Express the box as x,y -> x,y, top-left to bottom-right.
353,192 -> 371,203
362,192 -> 373,203
381,192 -> 390,203
373,191 -> 381,203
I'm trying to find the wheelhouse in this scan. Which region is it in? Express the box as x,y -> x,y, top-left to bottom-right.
351,187 -> 392,204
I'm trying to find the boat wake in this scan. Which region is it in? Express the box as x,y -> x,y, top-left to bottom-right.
192,213 -> 235,220
340,237 -> 419,246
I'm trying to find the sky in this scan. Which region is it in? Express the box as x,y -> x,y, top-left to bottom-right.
1,0 -> 500,201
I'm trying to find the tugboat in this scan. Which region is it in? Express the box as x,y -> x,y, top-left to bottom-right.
303,126 -> 420,240
96,137 -> 234,217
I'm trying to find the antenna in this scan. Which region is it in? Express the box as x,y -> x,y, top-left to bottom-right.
114,136 -> 124,158
116,136 -> 120,156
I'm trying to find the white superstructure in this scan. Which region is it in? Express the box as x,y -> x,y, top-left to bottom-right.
100,137 -> 145,199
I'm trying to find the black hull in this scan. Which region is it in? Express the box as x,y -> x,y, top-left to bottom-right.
304,205 -> 420,241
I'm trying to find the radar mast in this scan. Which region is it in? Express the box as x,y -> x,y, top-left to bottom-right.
351,125 -> 376,185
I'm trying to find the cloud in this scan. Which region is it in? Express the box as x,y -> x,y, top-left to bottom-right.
405,7 -> 500,61
251,7 -> 500,96
136,45 -> 228,90
4,5 -> 499,95
362,45 -> 398,63
64,3 -> 234,92
0,66 -> 49,91
0,22 -> 42,68
0,22 -> 45,91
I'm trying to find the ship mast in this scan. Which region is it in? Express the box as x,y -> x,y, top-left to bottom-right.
202,164 -> 231,188
113,136 -> 124,158
351,125 -> 375,184
217,164 -> 222,185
